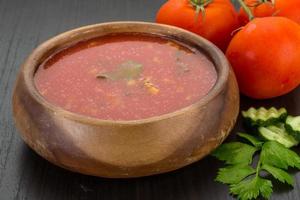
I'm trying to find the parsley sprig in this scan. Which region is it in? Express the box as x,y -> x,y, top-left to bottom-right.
212,107 -> 300,200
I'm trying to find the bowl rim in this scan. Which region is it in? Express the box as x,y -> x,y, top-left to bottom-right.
21,21 -> 230,126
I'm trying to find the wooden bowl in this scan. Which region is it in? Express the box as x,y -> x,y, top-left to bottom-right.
12,22 -> 239,178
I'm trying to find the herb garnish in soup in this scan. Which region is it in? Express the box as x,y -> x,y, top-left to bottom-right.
34,34 -> 217,120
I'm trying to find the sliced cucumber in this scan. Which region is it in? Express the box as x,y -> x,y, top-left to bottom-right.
285,115 -> 300,141
242,107 -> 287,127
258,125 -> 298,148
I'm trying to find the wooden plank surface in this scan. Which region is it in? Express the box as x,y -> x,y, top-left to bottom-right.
0,0 -> 299,199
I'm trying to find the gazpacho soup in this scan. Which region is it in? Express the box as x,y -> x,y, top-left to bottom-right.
34,34 -> 217,120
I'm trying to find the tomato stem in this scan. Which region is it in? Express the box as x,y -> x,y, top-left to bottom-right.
189,0 -> 213,21
237,0 -> 255,21
247,0 -> 275,8
189,0 -> 213,9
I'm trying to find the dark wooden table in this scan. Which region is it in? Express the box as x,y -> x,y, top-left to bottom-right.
1,0 -> 300,199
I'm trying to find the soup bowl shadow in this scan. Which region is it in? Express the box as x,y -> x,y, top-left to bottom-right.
12,21 -> 239,178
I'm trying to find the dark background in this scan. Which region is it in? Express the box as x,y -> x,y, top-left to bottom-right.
1,0 -> 300,199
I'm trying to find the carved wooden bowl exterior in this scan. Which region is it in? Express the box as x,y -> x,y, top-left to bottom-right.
12,22 -> 239,178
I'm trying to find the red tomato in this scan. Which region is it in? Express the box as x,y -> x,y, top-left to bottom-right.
239,0 -> 300,25
226,17 -> 300,99
156,0 -> 239,51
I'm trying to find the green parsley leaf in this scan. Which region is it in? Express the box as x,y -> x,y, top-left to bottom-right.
213,108 -> 300,200
238,132 -> 264,148
212,142 -> 258,165
230,176 -> 273,200
215,164 -> 256,184
261,164 -> 294,186
97,60 -> 143,80
261,141 -> 300,170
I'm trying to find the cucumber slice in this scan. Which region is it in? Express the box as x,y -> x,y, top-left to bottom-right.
242,107 -> 287,127
258,125 -> 298,148
285,116 -> 300,141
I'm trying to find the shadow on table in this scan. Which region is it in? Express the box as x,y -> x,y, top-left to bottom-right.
20,143 -> 232,200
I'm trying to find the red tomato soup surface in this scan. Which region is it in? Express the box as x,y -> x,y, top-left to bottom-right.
34,34 -> 217,120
